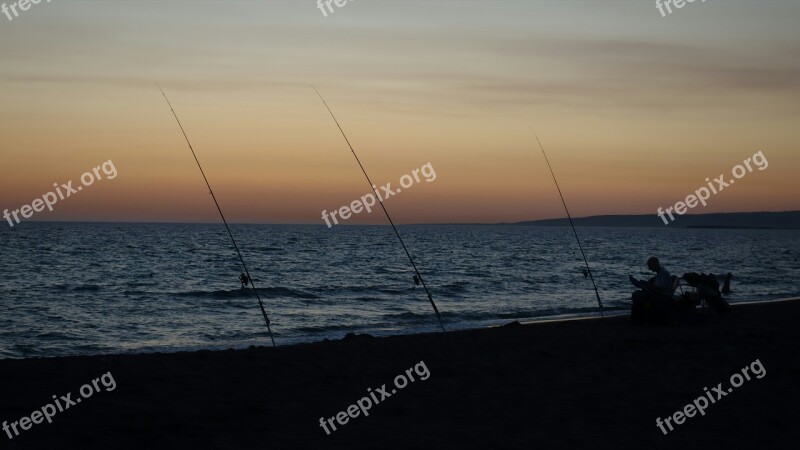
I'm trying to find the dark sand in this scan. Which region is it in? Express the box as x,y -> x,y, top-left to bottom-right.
2,299 -> 799,449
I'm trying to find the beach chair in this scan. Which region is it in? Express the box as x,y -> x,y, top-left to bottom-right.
671,276 -> 681,297
673,276 -> 705,311
681,272 -> 730,313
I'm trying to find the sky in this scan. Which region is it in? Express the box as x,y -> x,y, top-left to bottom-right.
0,0 -> 798,225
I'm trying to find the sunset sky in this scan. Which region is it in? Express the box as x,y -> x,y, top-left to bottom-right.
1,0 -> 798,225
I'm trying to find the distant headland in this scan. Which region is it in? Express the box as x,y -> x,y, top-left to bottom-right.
511,211 -> 800,229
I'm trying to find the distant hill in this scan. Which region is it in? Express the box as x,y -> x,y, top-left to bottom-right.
513,211 -> 800,229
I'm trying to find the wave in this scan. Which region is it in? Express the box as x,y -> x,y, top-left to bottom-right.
174,287 -> 319,300
72,285 -> 101,292
439,281 -> 469,294
378,305 -> 623,324
294,323 -> 365,333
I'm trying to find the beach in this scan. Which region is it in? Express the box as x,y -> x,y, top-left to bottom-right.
1,298 -> 798,449
2,0 -> 799,448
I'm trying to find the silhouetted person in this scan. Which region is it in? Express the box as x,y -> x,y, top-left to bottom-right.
630,257 -> 672,294
413,275 -> 421,287
239,273 -> 250,289
722,272 -> 733,295
630,257 -> 674,324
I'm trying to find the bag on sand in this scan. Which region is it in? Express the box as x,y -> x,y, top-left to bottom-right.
682,272 -> 731,313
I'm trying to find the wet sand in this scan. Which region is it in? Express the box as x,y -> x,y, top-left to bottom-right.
1,299 -> 799,449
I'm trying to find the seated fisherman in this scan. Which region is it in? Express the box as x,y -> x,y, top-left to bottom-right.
629,257 -> 674,323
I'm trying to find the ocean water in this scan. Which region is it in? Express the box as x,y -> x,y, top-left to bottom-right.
1,222 -> 798,359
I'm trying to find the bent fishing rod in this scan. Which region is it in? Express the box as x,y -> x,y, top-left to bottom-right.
312,86 -> 446,333
157,83 -> 277,347
531,129 -> 605,317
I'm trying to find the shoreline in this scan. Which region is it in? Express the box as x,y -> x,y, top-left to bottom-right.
0,297 -> 800,362
2,299 -> 799,448
3,296 -> 797,362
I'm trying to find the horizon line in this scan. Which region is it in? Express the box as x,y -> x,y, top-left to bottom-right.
6,210 -> 798,227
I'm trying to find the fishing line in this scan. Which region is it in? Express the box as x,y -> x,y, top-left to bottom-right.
157,83 -> 277,346
312,86 -> 446,333
531,128 -> 605,317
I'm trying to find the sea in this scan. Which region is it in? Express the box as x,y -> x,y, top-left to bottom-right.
1,222 -> 798,359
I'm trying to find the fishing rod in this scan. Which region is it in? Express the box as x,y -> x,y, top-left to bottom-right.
312,86 -> 446,333
157,83 -> 277,347
531,129 -> 605,317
